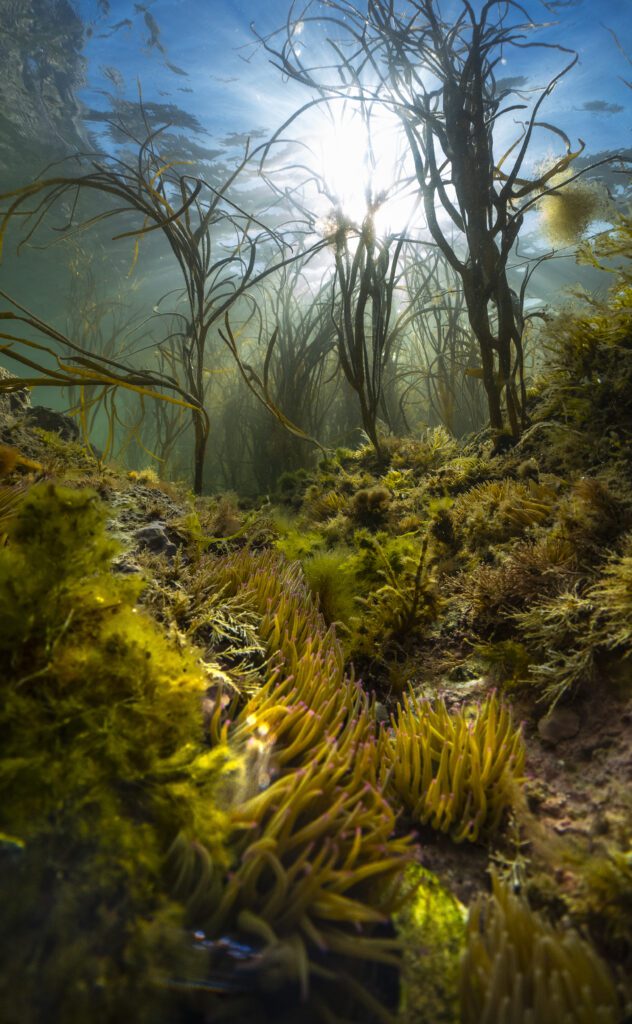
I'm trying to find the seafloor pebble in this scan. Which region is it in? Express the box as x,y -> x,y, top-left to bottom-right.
537,707 -> 581,743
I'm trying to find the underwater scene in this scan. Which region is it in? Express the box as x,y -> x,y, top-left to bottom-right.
0,0 -> 631,1021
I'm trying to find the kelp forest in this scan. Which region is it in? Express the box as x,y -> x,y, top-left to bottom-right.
0,0 -> 631,1021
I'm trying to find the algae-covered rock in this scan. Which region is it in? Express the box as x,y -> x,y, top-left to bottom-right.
396,866 -> 466,1023
24,404 -> 80,441
0,483 -> 235,1023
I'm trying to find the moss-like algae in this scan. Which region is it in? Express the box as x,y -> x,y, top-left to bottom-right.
396,866 -> 466,1024
0,483 -> 235,1023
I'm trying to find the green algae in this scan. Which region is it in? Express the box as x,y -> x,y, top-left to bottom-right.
0,482 -> 235,1023
395,866 -> 466,1024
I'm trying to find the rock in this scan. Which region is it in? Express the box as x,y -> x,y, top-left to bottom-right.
133,521 -> 179,558
111,557 -> 142,575
447,663 -> 480,683
25,405 -> 79,441
537,707 -> 581,744
0,365 -> 31,421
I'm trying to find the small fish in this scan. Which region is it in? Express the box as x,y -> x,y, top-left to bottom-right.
155,931 -> 268,996
102,65 -> 124,90
166,61 -> 189,77
97,18 -> 133,38
194,933 -> 261,961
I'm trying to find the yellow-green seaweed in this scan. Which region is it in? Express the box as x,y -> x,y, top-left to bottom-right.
396,865 -> 467,1024
0,482 -> 236,1023
590,532 -> 632,656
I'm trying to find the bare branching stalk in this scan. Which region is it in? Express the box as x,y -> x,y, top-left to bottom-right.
329,205 -> 411,460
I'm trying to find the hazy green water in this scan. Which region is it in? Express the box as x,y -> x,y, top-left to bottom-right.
1,0 -> 630,494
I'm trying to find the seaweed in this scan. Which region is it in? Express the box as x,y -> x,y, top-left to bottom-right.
513,589 -> 596,707
396,866 -> 466,1023
451,477 -> 558,549
0,482 -> 236,1022
590,532 -> 632,656
301,547 -> 359,628
571,845 -> 632,964
354,533 -> 441,650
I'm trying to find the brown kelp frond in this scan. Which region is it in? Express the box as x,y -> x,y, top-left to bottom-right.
219,314 -> 329,458
460,871 -> 622,1024
0,290 -> 205,414
381,692 -> 525,843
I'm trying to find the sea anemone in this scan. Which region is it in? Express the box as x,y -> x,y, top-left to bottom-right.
460,871 -> 621,1024
381,692 -> 525,843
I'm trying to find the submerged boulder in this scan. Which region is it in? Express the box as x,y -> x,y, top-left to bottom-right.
24,405 -> 79,441
0,365 -> 31,422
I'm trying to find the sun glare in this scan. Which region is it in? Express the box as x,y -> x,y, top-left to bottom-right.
312,105 -> 417,235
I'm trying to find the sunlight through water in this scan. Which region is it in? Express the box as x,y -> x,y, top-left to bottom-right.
310,103 -> 419,236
